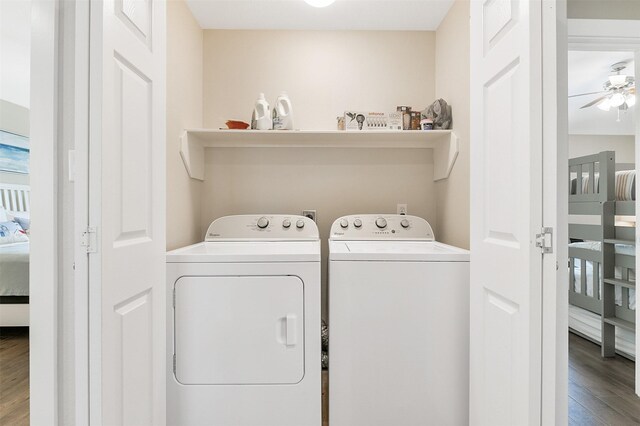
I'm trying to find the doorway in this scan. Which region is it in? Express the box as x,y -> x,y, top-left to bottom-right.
564,18 -> 640,423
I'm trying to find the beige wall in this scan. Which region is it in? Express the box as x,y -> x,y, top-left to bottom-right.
201,30 -> 437,318
568,0 -> 640,20
568,134 -> 635,163
434,0 -> 470,249
203,30 -> 435,130
166,0 -> 204,250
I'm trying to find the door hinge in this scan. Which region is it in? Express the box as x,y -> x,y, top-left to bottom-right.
81,227 -> 98,253
173,354 -> 176,374
535,227 -> 553,254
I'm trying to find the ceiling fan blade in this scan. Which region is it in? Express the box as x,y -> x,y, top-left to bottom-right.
580,95 -> 609,109
568,90 -> 607,98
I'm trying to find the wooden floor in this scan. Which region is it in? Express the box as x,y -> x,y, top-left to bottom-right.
569,332 -> 640,425
0,327 -> 29,426
1,328 -> 637,425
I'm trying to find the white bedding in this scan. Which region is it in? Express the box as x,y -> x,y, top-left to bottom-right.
0,241 -> 29,296
570,241 -> 635,310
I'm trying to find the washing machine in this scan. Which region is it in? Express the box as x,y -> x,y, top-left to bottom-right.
167,215 -> 321,426
328,214 -> 470,426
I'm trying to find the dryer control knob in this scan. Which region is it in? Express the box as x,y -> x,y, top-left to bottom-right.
400,218 -> 410,228
257,217 -> 269,229
354,219 -> 362,228
296,219 -> 305,229
340,219 -> 349,229
375,217 -> 387,229
282,219 -> 291,228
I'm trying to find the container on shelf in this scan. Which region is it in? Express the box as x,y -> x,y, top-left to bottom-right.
272,92 -> 294,130
251,93 -> 272,130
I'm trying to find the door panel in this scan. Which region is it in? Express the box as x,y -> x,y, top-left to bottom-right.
470,0 -> 543,424
91,0 -> 165,424
174,276 -> 304,385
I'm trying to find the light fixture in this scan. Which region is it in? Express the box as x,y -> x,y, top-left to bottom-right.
609,92 -> 626,107
609,74 -> 628,86
627,94 -> 636,107
597,98 -> 611,111
304,0 -> 335,7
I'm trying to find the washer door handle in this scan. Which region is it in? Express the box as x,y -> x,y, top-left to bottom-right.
286,314 -> 297,347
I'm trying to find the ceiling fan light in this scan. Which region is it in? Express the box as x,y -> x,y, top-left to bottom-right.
626,94 -> 636,107
304,0 -> 336,7
609,74 -> 628,86
597,98 -> 612,111
610,92 -> 626,107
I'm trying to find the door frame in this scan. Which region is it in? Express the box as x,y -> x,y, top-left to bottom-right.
30,0 -> 92,423
30,0 -> 60,423
542,1 -> 568,424
565,18 -> 640,396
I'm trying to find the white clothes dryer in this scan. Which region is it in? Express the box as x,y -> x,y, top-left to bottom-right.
328,214 -> 470,426
167,215 -> 321,426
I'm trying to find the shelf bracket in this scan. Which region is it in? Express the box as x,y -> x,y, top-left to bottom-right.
433,131 -> 459,181
180,131 -> 205,181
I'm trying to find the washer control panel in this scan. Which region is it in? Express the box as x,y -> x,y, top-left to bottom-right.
329,214 -> 434,241
205,215 -> 319,241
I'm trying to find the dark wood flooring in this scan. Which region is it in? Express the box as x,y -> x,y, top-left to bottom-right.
1,328 -> 637,425
569,332 -> 640,425
0,327 -> 29,426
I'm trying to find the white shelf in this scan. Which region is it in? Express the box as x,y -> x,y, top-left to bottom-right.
180,129 -> 459,182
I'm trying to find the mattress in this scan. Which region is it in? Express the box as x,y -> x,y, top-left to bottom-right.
570,170 -> 636,201
0,242 -> 29,296
570,241 -> 635,310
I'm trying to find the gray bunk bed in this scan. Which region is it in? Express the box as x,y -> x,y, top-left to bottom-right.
569,151 -> 636,358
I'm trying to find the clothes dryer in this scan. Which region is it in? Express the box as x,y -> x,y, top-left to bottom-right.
167,215 -> 321,426
328,214 -> 470,426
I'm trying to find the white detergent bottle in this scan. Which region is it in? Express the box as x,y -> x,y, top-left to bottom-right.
252,93 -> 272,130
272,92 -> 294,130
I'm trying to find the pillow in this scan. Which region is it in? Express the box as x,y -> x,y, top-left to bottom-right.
0,221 -> 29,245
8,210 -> 30,231
0,206 -> 8,222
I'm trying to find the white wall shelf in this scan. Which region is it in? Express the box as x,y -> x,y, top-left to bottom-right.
180,129 -> 459,182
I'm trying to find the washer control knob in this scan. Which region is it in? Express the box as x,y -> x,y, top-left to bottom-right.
340,218 -> 349,229
354,219 -> 362,228
400,218 -> 410,228
257,217 -> 269,229
282,219 -> 291,228
375,217 -> 387,229
296,219 -> 305,229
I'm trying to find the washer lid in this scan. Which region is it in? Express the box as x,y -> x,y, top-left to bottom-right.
167,241 -> 320,263
329,240 -> 469,262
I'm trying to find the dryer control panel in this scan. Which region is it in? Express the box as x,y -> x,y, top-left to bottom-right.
205,215 -> 319,241
329,214 -> 434,241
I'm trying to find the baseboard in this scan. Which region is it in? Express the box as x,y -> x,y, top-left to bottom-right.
0,303 -> 29,326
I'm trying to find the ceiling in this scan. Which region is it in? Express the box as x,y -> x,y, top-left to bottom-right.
186,0 -> 454,31
568,50 -> 636,136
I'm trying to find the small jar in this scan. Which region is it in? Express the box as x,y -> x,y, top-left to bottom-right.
337,116 -> 345,131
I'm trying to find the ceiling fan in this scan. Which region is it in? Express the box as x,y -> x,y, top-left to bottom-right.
569,61 -> 636,120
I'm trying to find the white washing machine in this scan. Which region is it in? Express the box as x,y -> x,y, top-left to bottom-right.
167,215 -> 321,426
328,214 -> 470,426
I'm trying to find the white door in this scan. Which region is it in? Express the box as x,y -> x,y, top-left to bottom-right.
89,0 -> 166,424
469,1 -> 544,424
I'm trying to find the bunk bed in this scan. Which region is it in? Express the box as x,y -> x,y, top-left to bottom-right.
569,151 -> 636,358
0,183 -> 30,326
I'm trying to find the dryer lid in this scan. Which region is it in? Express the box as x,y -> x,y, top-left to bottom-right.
166,240 -> 320,263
